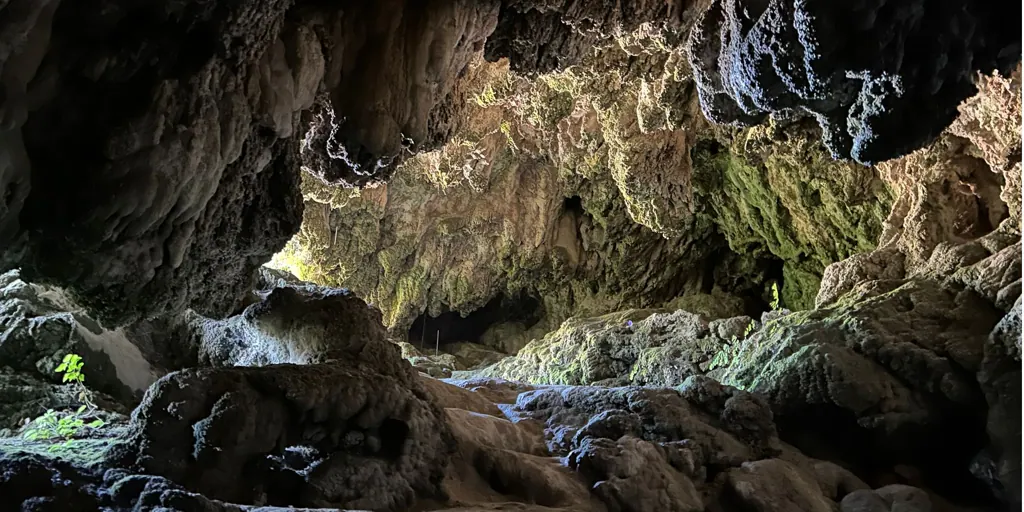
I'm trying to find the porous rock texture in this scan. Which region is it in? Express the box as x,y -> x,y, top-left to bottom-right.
0,2 -> 1019,512
816,64 -> 1023,310
0,273 -> 960,512
686,0 -> 1022,165
277,23 -> 894,333
461,64 -> 1023,504
0,0 -> 501,327
185,268 -> 391,368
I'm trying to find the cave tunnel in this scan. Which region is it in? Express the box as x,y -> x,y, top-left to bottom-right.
700,243 -> 786,319
562,195 -> 584,215
407,292 -> 543,350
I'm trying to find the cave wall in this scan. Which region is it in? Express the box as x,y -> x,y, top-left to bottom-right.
0,0 -> 499,326
0,0 -> 1016,331
277,23 -> 896,330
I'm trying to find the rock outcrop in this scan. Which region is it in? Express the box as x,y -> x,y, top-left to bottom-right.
0,0 -> 504,326
278,23 -> 895,332
686,0 -> 1022,165
0,270 -> 161,405
186,269 -> 390,368
0,2 -> 1018,512
467,277 -> 1016,506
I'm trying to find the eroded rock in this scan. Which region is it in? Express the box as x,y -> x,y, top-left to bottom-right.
0,270 -> 161,404
0,0 -> 505,326
686,0 -> 1021,164
116,361 -> 453,510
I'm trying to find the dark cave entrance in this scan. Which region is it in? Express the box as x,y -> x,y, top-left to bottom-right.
562,195 -> 584,215
701,244 -> 786,318
407,292 -> 543,350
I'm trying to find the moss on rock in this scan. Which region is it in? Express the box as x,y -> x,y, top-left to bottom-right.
691,124 -> 892,310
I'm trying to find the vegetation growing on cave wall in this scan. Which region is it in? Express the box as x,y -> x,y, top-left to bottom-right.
690,123 -> 893,309
275,22 -> 892,332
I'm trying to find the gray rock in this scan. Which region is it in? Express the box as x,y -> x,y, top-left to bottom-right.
188,280 -> 391,369
978,296 -> 1022,505
115,360 -> 453,509
842,485 -> 934,512
0,270 -> 161,404
726,459 -> 835,512
720,279 -> 1001,476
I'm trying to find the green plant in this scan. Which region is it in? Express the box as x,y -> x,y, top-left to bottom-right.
743,319 -> 757,337
56,353 -> 85,384
22,353 -> 104,451
769,282 -> 780,310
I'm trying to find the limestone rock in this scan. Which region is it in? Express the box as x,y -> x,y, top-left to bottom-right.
281,25 -> 893,329
726,459 -> 835,512
978,297 -> 1022,505
949,64 -> 1023,230
189,278 -> 390,368
841,485 -> 937,512
720,279 -> 1002,492
116,361 -> 452,510
817,249 -> 907,308
570,436 -> 704,512
0,0 -> 506,326
419,376 -> 504,418
686,0 -> 1021,164
472,309 -> 725,386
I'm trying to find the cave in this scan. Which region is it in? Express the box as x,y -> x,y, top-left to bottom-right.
407,292 -> 543,351
562,195 -> 584,216
0,1 -> 1019,511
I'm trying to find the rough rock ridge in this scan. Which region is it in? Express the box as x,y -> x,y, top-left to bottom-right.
686,0 -> 1022,164
0,272 -> 987,512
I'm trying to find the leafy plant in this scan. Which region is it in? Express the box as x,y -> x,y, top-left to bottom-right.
769,282 -> 780,310
22,353 -> 105,451
56,353 -> 85,384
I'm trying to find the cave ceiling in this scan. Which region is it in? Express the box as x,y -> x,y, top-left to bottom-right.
0,0 -> 1019,326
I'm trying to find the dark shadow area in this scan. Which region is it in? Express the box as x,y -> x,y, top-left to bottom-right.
379,418 -> 410,460
776,402 -> 1000,508
408,292 -> 543,347
699,241 -> 784,319
562,195 -> 584,215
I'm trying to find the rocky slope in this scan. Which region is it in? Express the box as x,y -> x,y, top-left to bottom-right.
1,271 -> 1012,511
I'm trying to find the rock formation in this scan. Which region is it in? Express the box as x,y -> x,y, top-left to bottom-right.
686,0 -> 1022,165
0,0 -> 501,326
277,23 -> 895,334
0,1 -> 1018,512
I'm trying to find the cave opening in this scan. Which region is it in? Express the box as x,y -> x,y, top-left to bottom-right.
701,243 -> 786,318
562,195 -> 584,215
407,292 -> 543,350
